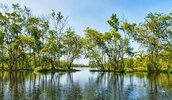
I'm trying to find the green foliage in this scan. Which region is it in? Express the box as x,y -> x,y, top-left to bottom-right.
0,3 -> 171,73
62,28 -> 83,69
84,13 -> 172,72
168,69 -> 172,74
0,3 -> 80,70
84,14 -> 134,71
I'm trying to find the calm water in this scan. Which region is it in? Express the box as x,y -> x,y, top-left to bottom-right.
0,68 -> 172,100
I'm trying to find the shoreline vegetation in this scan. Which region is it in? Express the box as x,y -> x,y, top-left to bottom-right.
0,67 -> 171,74
89,69 -> 170,73
0,4 -> 171,73
0,68 -> 80,72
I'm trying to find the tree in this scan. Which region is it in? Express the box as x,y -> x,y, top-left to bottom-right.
0,28 -> 5,70
132,13 -> 172,72
84,28 -> 105,69
0,3 -> 70,70
62,28 -> 83,69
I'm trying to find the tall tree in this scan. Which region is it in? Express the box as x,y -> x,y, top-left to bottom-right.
62,28 -> 83,69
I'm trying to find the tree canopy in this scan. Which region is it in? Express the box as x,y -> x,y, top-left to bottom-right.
0,3 -> 171,73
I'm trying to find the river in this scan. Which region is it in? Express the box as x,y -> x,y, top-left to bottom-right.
0,67 -> 172,100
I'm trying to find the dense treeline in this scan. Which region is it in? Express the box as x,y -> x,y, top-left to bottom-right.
0,4 -> 83,71
85,13 -> 172,72
0,4 -> 171,72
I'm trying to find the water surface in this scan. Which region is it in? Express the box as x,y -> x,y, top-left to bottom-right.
0,67 -> 172,100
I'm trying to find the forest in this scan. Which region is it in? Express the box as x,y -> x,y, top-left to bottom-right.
0,4 -> 171,73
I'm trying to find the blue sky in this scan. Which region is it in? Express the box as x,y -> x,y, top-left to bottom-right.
1,0 -> 172,35
1,0 -> 172,64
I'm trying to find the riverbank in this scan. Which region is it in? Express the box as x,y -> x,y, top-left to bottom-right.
36,68 -> 80,73
89,69 -> 171,74
0,68 -> 80,73
0,67 -> 172,74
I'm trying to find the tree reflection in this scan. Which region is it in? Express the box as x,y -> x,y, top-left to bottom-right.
0,72 -> 172,100
0,72 -> 4,100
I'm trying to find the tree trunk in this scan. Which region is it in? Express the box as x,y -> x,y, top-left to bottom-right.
34,53 -> 36,68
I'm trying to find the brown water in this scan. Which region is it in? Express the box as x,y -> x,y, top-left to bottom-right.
0,68 -> 172,100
